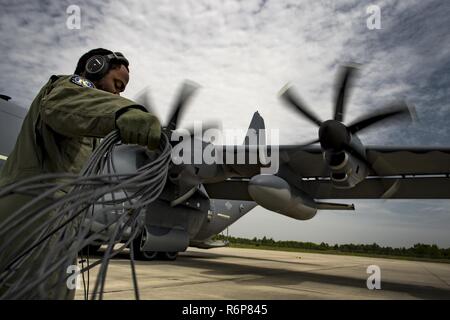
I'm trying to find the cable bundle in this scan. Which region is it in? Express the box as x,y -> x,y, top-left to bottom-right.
0,130 -> 171,299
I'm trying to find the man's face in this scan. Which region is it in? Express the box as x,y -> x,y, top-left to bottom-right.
94,64 -> 129,96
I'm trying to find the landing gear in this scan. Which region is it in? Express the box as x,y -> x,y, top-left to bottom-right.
132,228 -> 178,261
141,250 -> 158,261
159,251 -> 178,261
132,227 -> 157,261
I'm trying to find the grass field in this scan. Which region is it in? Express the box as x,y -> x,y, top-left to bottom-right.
228,243 -> 450,264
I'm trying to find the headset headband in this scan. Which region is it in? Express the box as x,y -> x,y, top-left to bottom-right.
106,52 -> 129,67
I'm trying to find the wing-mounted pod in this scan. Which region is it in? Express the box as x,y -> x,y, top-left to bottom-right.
248,175 -> 353,221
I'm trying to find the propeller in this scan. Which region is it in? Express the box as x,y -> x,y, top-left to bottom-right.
280,64 -> 413,151
135,81 -> 221,141
134,81 -> 200,132
279,85 -> 323,127
279,64 -> 414,195
333,64 -> 358,122
134,81 -> 222,198
347,103 -> 412,134
134,86 -> 156,114
166,80 -> 200,131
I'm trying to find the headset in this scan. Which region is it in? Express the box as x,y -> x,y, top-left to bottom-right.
84,52 -> 129,81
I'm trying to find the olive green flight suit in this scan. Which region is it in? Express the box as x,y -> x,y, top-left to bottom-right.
0,75 -> 150,299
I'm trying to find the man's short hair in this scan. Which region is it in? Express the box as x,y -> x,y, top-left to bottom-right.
74,48 -> 129,76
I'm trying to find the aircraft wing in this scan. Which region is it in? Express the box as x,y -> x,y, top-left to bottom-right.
205,145 -> 450,200
278,145 -> 450,177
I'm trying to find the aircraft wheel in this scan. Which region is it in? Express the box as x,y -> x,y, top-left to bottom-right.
141,250 -> 158,261
132,228 -> 158,261
160,251 -> 178,261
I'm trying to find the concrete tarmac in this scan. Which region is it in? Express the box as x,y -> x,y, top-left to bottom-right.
75,247 -> 450,300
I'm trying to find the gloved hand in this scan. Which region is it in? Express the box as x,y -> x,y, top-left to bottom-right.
116,108 -> 161,150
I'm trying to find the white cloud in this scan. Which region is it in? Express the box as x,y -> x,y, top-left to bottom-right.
1,0 -> 449,247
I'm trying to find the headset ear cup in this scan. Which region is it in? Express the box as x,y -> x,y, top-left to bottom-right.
85,55 -> 109,81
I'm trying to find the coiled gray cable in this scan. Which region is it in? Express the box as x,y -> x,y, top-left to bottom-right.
0,130 -> 172,299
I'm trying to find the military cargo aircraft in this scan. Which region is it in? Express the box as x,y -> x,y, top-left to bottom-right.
1,66 -> 449,261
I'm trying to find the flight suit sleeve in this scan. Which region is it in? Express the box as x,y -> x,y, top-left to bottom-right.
40,75 -> 148,138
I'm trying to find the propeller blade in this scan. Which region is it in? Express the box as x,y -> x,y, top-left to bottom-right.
347,102 -> 413,134
185,121 -> 222,142
279,85 -> 323,127
169,121 -> 222,145
333,65 -> 358,122
134,87 -> 156,115
298,138 -> 320,147
166,80 -> 200,131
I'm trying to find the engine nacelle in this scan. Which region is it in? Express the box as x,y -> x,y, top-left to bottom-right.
324,150 -> 368,189
248,175 -> 317,220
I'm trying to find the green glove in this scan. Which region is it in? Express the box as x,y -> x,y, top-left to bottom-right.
116,108 -> 161,150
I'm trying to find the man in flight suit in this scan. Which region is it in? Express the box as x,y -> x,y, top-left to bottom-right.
0,48 -> 161,299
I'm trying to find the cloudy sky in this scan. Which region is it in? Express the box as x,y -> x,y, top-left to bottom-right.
1,0 -> 449,247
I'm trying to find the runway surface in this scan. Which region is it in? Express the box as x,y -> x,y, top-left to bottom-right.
75,247 -> 450,300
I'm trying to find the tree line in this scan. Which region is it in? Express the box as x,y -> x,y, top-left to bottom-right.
214,235 -> 450,260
